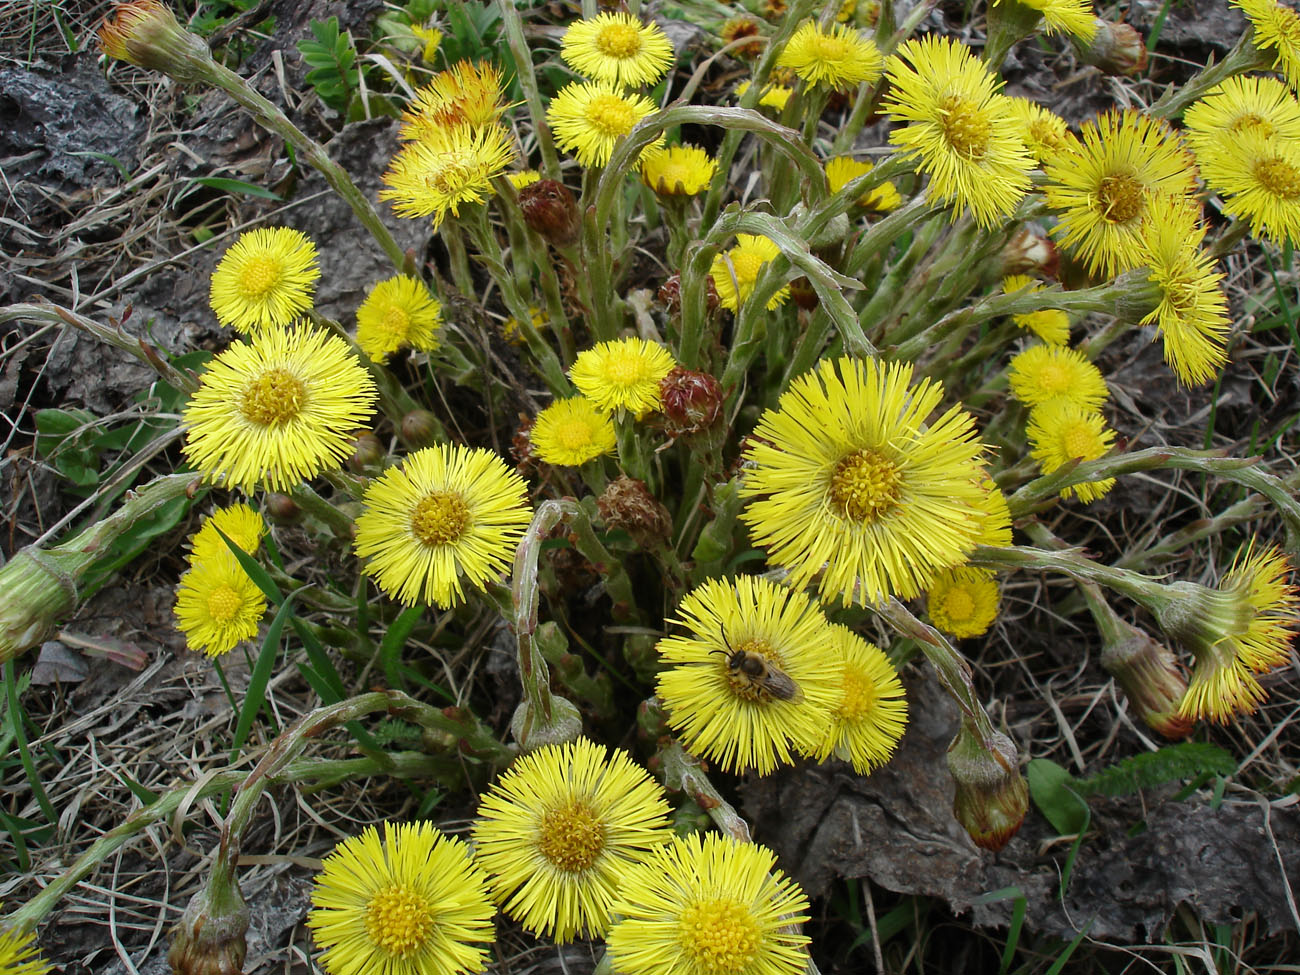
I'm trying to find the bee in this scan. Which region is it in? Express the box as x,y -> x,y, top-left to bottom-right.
710,626 -> 803,703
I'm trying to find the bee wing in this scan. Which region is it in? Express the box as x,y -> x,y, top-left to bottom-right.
761,667 -> 804,703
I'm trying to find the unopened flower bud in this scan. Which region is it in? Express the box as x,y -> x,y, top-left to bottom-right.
0,550 -> 78,667
637,697 -> 669,741
510,694 -> 583,751
789,276 -> 818,310
166,883 -> 249,975
98,1 -> 217,84
264,492 -> 301,524
347,432 -> 385,473
947,722 -> 1028,852
1100,623 -> 1193,740
400,409 -> 441,447
1075,19 -> 1147,76
659,366 -> 724,436
598,476 -> 673,549
518,179 -> 581,247
1001,226 -> 1059,279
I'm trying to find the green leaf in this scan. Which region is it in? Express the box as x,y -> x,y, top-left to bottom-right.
81,494 -> 193,599
1075,742 -> 1236,798
186,176 -> 282,201
1027,758 -> 1089,835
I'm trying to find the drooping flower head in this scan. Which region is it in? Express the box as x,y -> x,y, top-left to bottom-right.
812,624 -> 908,774
926,567 -> 1001,639
209,227 -> 320,334
189,502 -> 266,565
308,821 -> 495,975
182,324 -> 378,493
547,81 -> 658,168
355,275 -> 444,364
825,157 -> 902,211
1042,110 -> 1198,277
529,397 -> 617,466
1007,344 -> 1109,411
398,60 -> 507,138
655,576 -> 838,775
98,0 -> 212,81
1002,275 -> 1070,344
1234,0 -> 1300,90
1163,544 -> 1298,723
569,338 -> 677,417
174,550 -> 268,657
1194,127 -> 1300,246
561,12 -> 674,88
354,443 -> 532,608
379,123 -> 516,228
740,356 -> 991,605
606,833 -> 812,975
1137,198 -> 1230,385
1024,401 -> 1116,502
883,36 -> 1034,227
710,234 -> 791,311
776,20 -> 883,89
641,144 -> 718,196
471,739 -> 673,942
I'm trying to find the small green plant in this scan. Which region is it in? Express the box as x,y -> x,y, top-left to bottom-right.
296,17 -> 361,112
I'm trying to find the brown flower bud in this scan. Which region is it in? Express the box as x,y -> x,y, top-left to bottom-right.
347,432 -> 385,473
789,276 -> 818,310
658,274 -> 719,318
947,722 -> 1028,852
1001,226 -> 1059,279
1100,623 -> 1193,740
263,492 -> 301,524
98,1 -> 217,84
1075,19 -> 1148,76
518,179 -> 581,247
659,366 -> 724,436
511,413 -> 539,476
399,409 -> 441,447
166,883 -> 249,975
597,475 -> 672,548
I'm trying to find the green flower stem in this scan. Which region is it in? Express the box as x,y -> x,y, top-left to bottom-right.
659,738 -> 753,842
883,0 -> 938,52
687,477 -> 744,583
1209,216 -> 1252,261
288,482 -> 357,537
1147,32 -> 1274,120
982,0 -> 1042,73
441,221 -> 477,300
1,748 -> 446,931
782,305 -> 835,387
932,320 -> 1018,387
842,193 -> 935,279
529,235 -> 577,365
569,496 -> 642,622
200,60 -> 407,272
874,598 -> 1005,758
831,79 -> 885,154
967,544 -> 1168,609
616,414 -> 653,487
497,1 -> 560,180
3,301 -> 198,393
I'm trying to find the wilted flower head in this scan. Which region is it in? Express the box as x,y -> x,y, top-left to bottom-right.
518,179 -> 582,246
597,476 -> 672,548
659,366 -> 724,435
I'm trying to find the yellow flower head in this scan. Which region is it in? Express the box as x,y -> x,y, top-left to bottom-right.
740,357 -> 991,605
355,275 -> 444,364
0,918 -> 50,975
411,24 -> 441,63
1002,275 -> 1070,345
1025,401 -> 1116,502
561,12 -> 674,88
735,79 -> 794,111
776,20 -> 883,89
655,576 -> 839,775
1183,75 -> 1300,165
308,821 -> 495,975
379,123 -> 516,229
1042,109 -> 1197,277
548,81 -> 658,168
1007,344 -> 1108,411
209,227 -> 320,334
529,397 -> 617,466
569,338 -> 677,417
508,169 -> 541,189
189,502 -> 265,565
641,144 -> 718,196
825,157 -> 903,211
501,305 -> 546,345
992,0 -> 1097,39
1138,199 -> 1230,385
607,833 -> 811,975
399,60 -> 507,138
354,443 -> 532,608
1196,126 -> 1300,246
182,324 -> 378,493
1005,97 -> 1077,163
1168,543 -> 1298,723
883,36 -> 1034,227
812,624 -> 908,773
927,567 -> 1001,639
471,739 -> 673,942
710,234 -> 790,312
1234,0 -> 1300,90
174,550 -> 267,657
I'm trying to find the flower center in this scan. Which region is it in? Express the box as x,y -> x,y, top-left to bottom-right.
1035,362 -> 1070,395
238,255 -> 281,298
1229,112 -> 1272,138
411,492 -> 471,546
678,897 -> 762,975
939,95 -> 990,160
1028,120 -> 1065,152
1061,423 -> 1101,460
721,639 -> 782,702
595,22 -> 643,58
729,250 -> 766,286
586,93 -> 638,137
537,800 -> 605,872
206,584 -> 242,624
809,33 -> 850,62
1254,155 -> 1300,199
425,151 -> 478,196
240,368 -> 305,426
380,304 -> 411,340
364,884 -> 435,958
1097,172 -> 1145,224
557,417 -> 597,449
829,449 -> 902,523
940,585 -> 977,624
604,349 -> 651,387
838,664 -> 880,721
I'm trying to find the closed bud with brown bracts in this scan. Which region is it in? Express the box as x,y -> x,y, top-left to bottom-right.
1075,19 -> 1147,76
1100,623 -> 1193,740
166,884 -> 249,975
98,1 -> 216,84
659,366 -> 724,436
597,476 -> 672,548
518,179 -> 581,247
658,274 -> 720,318
947,721 -> 1028,851
1001,226 -> 1059,279
347,432 -> 385,473
400,409 -> 440,448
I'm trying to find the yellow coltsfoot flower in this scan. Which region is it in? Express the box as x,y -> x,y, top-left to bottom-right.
355,275 -> 444,364
547,81 -> 658,168
1007,343 -> 1109,411
776,20 -> 883,89
379,123 -> 516,228
174,550 -> 267,658
569,338 -> 677,418
1024,400 -> 1117,502
710,234 -> 791,312
1002,275 -> 1071,345
812,624 -> 908,774
208,227 -> 320,334
926,567 -> 1001,639
641,144 -> 718,196
188,503 -> 266,565
1234,0 -> 1300,90
561,12 -> 674,88
529,397 -> 617,466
